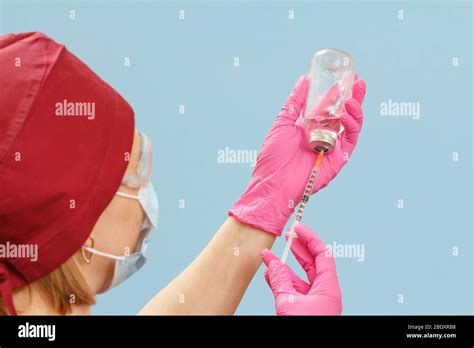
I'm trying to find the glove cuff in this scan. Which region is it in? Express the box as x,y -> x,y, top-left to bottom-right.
228,178 -> 294,236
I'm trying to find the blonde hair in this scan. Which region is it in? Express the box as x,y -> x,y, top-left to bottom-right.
0,252 -> 95,315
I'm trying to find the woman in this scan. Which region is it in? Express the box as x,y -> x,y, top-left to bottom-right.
0,32 -> 366,315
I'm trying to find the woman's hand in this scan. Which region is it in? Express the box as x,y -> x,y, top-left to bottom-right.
229,76 -> 366,235
261,223 -> 342,315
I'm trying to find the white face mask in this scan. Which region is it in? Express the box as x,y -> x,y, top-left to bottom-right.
83,132 -> 158,290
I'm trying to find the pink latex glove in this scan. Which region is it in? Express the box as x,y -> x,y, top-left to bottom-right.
261,223 -> 342,315
229,76 -> 366,235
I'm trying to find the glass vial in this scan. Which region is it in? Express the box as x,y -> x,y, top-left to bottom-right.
303,48 -> 356,153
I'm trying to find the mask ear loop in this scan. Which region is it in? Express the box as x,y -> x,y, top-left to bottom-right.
116,191 -> 141,200
137,132 -> 152,187
81,236 -> 95,264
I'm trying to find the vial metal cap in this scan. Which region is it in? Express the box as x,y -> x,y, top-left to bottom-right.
308,129 -> 337,153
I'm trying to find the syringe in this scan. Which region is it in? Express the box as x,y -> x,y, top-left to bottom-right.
280,150 -> 325,264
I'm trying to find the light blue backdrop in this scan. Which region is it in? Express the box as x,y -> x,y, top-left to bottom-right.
1,0 -> 472,315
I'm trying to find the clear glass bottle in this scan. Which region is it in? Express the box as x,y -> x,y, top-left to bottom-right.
303,48 -> 356,153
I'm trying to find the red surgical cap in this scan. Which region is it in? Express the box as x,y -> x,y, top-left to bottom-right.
0,32 -> 135,315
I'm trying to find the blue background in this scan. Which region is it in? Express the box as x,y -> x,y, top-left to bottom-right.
1,0 -> 472,315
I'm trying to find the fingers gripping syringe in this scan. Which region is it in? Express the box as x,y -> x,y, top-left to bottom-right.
280,150 -> 325,264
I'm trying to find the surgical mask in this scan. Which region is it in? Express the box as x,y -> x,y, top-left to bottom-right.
83,132 -> 158,290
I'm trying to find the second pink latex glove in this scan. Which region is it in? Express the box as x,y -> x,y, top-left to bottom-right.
229,76 -> 366,235
261,223 -> 342,315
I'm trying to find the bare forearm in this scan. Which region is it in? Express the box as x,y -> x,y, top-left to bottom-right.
139,217 -> 276,315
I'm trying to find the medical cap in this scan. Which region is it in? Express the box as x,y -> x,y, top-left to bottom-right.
0,32 -> 135,315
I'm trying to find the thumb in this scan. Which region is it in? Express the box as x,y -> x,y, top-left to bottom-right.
260,248 -> 279,268
261,248 -> 279,288
267,259 -> 296,296
261,248 -> 311,294
275,75 -> 309,126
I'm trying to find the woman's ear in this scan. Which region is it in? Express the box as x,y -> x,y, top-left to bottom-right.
80,235 -> 95,264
